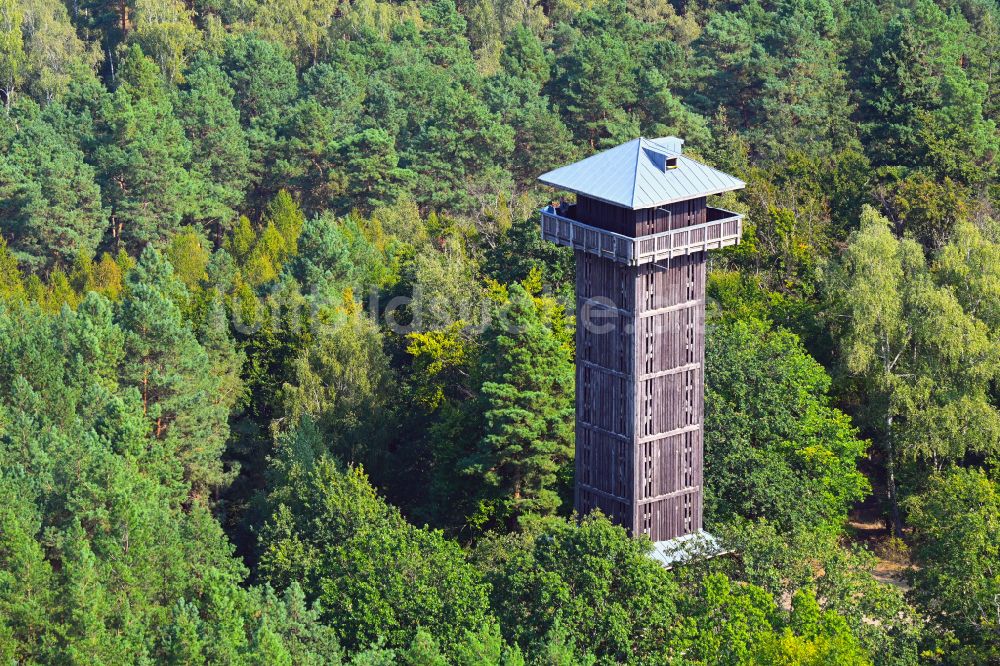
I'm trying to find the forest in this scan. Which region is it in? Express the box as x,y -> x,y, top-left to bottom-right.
0,0 -> 998,663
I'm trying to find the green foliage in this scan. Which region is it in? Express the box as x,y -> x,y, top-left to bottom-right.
483,214 -> 575,295
175,59 -> 250,230
68,249 -> 130,301
715,520 -> 923,666
1,0 -> 999,662
117,246 -> 239,496
682,575 -> 871,666
0,100 -> 106,270
705,316 -> 869,534
693,0 -> 856,159
407,322 -> 474,410
17,0 -> 99,102
335,128 -> 415,212
165,226 -> 211,289
225,214 -> 256,265
827,206 -> 1000,531
257,436 -> 495,659
266,189 -> 305,261
879,170 -> 969,250
409,234 -> 485,332
464,284 -> 574,529
0,236 -> 25,302
0,296 -> 255,662
476,513 -> 876,665
906,468 -> 1000,663
0,0 -> 25,108
280,309 -> 392,466
475,514 -> 685,663
132,0 -> 200,84
857,0 -> 998,184
95,44 -> 196,250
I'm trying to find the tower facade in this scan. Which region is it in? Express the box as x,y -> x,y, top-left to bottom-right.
539,137 -> 745,544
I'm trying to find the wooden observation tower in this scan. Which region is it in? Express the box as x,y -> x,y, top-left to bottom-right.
538,137 -> 745,550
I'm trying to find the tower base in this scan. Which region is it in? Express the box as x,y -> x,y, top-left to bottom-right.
647,530 -> 728,569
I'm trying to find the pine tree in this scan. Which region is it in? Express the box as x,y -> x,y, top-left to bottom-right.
464,284 -> 574,529
175,61 -> 250,235
0,103 -> 106,271
220,34 -> 298,208
549,28 -> 639,147
336,129 -> 414,213
95,44 -> 194,251
198,294 -> 245,445
857,1 -> 998,183
116,247 -> 233,496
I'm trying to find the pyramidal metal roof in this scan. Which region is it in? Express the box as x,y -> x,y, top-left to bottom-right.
538,137 -> 746,210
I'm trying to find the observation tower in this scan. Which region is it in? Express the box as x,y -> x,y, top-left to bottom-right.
538,137 -> 745,555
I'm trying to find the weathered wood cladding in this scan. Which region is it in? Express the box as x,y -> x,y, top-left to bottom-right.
575,247 -> 706,543
633,253 -> 705,541
575,195 -> 707,237
576,250 -> 635,526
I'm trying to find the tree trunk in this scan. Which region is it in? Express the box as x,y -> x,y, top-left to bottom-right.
119,0 -> 129,37
885,414 -> 903,537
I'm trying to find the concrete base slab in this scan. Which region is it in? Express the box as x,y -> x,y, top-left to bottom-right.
648,530 -> 728,569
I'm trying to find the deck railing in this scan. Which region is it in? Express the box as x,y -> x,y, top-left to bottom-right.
540,206 -> 743,267
540,207 -> 636,263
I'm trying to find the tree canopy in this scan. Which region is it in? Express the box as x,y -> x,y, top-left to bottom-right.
0,0 -> 999,662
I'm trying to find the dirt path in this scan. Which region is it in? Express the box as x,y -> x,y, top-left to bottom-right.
847,458 -> 912,591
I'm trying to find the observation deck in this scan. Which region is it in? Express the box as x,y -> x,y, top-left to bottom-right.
540,204 -> 743,267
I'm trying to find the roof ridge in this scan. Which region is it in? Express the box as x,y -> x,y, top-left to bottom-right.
642,137 -> 659,155
628,138 -> 642,209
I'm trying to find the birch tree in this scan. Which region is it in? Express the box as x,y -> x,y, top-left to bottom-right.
827,206 -> 1000,534
0,0 -> 24,109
